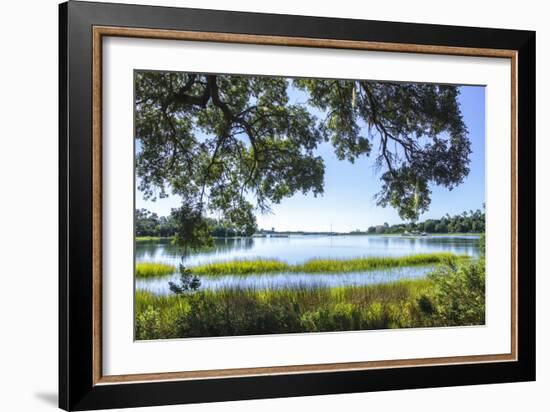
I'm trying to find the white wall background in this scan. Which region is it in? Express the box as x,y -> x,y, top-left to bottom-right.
0,0 -> 546,411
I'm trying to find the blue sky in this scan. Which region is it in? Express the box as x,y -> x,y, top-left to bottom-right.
136,84 -> 485,232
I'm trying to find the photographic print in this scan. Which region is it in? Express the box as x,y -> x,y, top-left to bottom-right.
60,5 -> 534,408
133,71 -> 486,340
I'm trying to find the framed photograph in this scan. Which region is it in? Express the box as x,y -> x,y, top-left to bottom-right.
59,1 -> 535,410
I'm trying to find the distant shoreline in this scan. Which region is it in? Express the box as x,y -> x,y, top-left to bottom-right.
136,232 -> 482,242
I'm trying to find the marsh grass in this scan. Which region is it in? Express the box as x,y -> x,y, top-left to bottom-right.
135,259 -> 486,339
135,236 -> 173,243
193,259 -> 290,275
191,253 -> 466,276
135,262 -> 177,278
134,278 -> 436,339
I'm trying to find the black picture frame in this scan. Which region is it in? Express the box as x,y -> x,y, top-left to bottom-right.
59,1 -> 536,410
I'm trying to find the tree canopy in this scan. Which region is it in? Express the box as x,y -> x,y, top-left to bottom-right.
136,71 -> 471,249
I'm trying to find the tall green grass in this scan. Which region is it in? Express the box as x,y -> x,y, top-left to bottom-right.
135,262 -> 177,278
135,257 -> 485,340
192,259 -> 290,275
136,236 -> 173,243
135,278 -> 433,339
192,253 -> 466,276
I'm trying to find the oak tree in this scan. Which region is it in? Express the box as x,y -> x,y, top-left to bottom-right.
135,72 -> 471,248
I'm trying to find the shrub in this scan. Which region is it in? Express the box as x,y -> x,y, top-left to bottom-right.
418,258 -> 485,326
168,264 -> 201,294
135,305 -> 161,340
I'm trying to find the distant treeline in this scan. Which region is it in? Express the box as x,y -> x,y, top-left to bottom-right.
135,208 -> 256,238
361,209 -> 485,235
136,207 -> 485,238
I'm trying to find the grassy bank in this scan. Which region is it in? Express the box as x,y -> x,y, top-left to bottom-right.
135,262 -> 177,278
191,253 -> 466,276
135,258 -> 485,339
135,279 -> 433,339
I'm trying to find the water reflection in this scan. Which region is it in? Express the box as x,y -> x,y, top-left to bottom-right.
136,234 -> 480,267
135,235 -> 480,296
136,237 -> 254,262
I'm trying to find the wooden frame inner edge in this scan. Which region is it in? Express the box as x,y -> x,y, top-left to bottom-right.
91,25 -> 518,385
92,27 -> 103,385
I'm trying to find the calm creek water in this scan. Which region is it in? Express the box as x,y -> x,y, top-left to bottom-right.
136,235 -> 480,295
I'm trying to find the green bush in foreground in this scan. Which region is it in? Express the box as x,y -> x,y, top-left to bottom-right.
418,258 -> 485,326
135,262 -> 176,278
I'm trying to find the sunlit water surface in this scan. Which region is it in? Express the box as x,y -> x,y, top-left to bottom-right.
136,235 -> 480,295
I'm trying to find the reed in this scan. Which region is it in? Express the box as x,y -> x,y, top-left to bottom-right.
135,258 -> 485,340
135,279 -> 434,339
135,262 -> 177,278
191,253 -> 466,276
192,259 -> 291,275
136,236 -> 172,243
